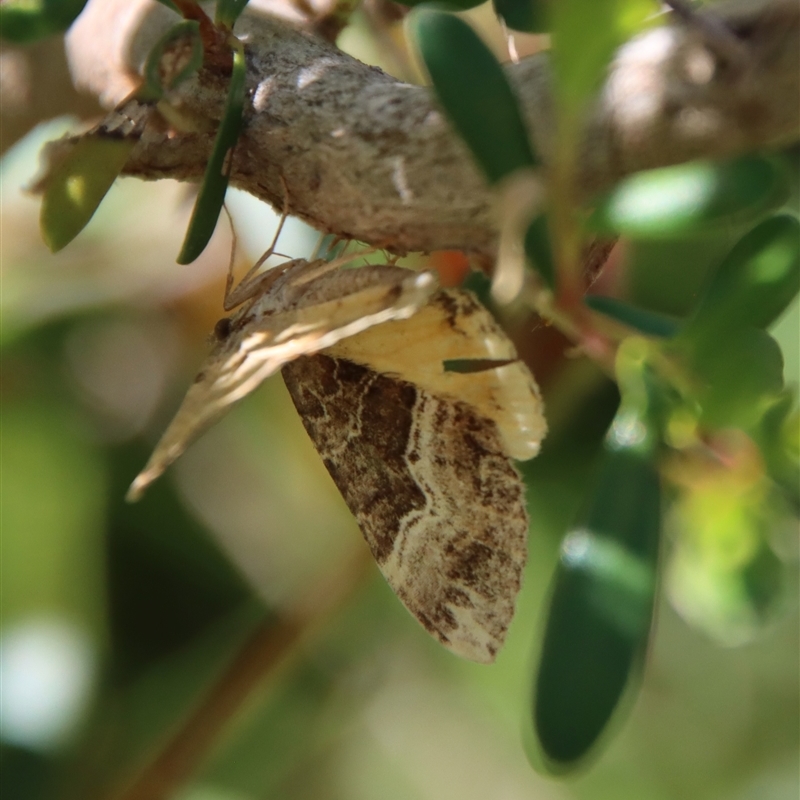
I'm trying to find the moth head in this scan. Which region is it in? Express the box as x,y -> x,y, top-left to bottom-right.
213,316 -> 232,341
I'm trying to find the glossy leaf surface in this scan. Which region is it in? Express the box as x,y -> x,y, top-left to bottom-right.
589,157 -> 789,238
533,440 -> 661,770
411,10 -> 537,184
683,215 -> 800,342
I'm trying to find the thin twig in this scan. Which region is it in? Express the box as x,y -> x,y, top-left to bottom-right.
107,550 -> 373,800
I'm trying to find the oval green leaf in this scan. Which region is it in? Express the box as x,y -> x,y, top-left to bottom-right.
589,157 -> 789,238
684,215 -> 800,341
688,326 -> 785,431
533,440 -> 661,771
410,10 -> 537,185
40,136 -> 136,252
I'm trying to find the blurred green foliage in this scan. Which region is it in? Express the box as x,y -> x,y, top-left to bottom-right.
409,0 -> 799,773
0,0 -> 88,43
2,2 -> 799,800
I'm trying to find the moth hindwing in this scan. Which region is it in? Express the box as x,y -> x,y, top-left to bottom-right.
282,289 -> 547,662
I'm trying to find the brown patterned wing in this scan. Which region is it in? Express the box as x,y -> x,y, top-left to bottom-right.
282,354 -> 529,663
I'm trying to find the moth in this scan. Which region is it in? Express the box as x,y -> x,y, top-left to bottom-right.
129,244 -> 547,663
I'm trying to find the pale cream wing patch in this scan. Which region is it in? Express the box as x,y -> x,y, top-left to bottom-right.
326,289 -> 547,461
127,265 -> 438,500
282,354 -> 529,663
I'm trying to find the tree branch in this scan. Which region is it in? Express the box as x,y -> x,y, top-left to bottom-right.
63,0 -> 799,255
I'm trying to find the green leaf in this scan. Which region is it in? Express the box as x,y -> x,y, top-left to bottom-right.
177,37 -> 247,264
684,215 -> 800,341
668,515 -> 788,647
215,0 -> 250,28
142,20 -> 203,101
756,392 -> 799,511
589,157 -> 790,238
40,136 -> 137,252
688,327 -> 785,431
533,439 -> 661,770
552,0 -> 653,117
493,0 -> 549,33
585,295 -> 680,338
0,0 -> 88,43
410,10 -> 537,184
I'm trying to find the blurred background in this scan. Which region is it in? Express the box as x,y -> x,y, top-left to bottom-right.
1,6 -> 798,800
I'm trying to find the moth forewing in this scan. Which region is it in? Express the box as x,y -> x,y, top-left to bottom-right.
127,264 -> 439,501
282,354 -> 531,663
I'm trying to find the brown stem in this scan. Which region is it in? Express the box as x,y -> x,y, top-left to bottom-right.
107,550 -> 373,800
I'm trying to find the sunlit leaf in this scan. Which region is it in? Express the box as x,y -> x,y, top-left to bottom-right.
410,10 -> 538,184
533,439 -> 661,770
533,342 -> 661,772
684,215 -> 800,340
40,136 -> 137,253
666,438 -> 789,647
589,157 -> 789,238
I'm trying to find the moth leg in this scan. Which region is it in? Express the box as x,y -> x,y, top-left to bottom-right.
223,184 -> 293,311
